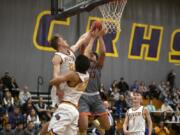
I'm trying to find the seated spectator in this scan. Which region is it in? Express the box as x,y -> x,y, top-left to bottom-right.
154,121 -> 170,135
0,106 -> 6,131
104,101 -> 115,135
130,80 -> 139,91
14,96 -> 21,107
173,94 -> 179,110
109,80 -> 118,97
125,91 -> 133,107
148,81 -> 159,99
113,95 -> 128,118
146,100 -> 156,112
110,85 -> 120,102
3,91 -> 14,112
22,98 -> 36,116
117,77 -> 129,93
19,86 -> 31,106
166,69 -> 176,90
166,94 -> 174,107
158,81 -> 168,101
13,121 -> 24,135
171,112 -> 180,134
24,121 -> 36,135
160,112 -> 172,123
171,112 -> 180,122
176,103 -> 180,112
8,106 -> 25,129
0,122 -> 14,135
161,99 -> 173,112
27,109 -> 41,129
138,81 -> 149,98
99,83 -> 108,100
10,77 -> 19,98
35,96 -> 51,121
1,72 -> 12,91
0,80 -> 4,103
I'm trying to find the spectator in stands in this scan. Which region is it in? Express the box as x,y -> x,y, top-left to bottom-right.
1,72 -> 12,91
117,77 -> 129,93
167,69 -> 176,90
13,121 -> 24,135
14,96 -> 21,107
10,77 -> 19,97
124,91 -> 133,107
22,98 -> 36,117
113,95 -> 128,118
154,121 -> 170,135
99,83 -> 108,100
130,80 -> 139,91
166,94 -> 174,108
0,106 -> 6,131
0,111 -> 8,130
110,85 -> 120,102
171,112 -> 180,134
160,111 -> 172,123
27,109 -> 41,129
176,103 -> 180,112
138,81 -> 149,98
165,81 -> 171,92
104,101 -> 116,135
0,80 -> 4,103
3,91 -> 14,113
171,112 -> 180,122
148,81 -> 159,99
35,96 -> 51,121
24,121 -> 36,135
146,100 -> 156,112
19,86 -> 31,105
158,81 -> 168,101
8,106 -> 25,129
109,80 -> 118,96
161,99 -> 173,112
0,122 -> 14,135
173,94 -> 179,109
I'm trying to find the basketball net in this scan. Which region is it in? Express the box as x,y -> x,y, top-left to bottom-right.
98,0 -> 127,33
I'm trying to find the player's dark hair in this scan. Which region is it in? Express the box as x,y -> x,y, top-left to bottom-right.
49,34 -> 60,50
92,52 -> 99,60
75,55 -> 90,74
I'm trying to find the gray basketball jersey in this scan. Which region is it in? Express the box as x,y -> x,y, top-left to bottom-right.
85,61 -> 101,93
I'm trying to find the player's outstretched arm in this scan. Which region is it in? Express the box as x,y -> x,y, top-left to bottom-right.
144,108 -> 152,135
123,112 -> 130,135
97,29 -> 107,68
52,55 -> 62,78
84,30 -> 99,58
70,32 -> 91,53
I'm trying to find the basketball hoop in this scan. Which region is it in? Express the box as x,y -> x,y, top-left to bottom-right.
98,0 -> 127,33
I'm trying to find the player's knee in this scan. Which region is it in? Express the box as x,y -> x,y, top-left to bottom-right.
78,114 -> 89,132
78,123 -> 88,132
98,115 -> 111,130
78,119 -> 88,132
101,123 -> 111,130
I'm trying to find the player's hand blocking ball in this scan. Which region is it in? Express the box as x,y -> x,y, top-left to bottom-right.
79,20 -> 106,54
90,20 -> 103,32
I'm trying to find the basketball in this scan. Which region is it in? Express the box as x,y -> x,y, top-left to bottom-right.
90,20 -> 103,31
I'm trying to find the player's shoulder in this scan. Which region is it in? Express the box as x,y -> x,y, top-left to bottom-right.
52,54 -> 62,64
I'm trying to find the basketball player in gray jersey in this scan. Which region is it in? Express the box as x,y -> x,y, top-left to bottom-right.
78,28 -> 110,135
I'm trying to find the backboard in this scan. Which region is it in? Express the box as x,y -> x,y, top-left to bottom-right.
51,0 -> 110,19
